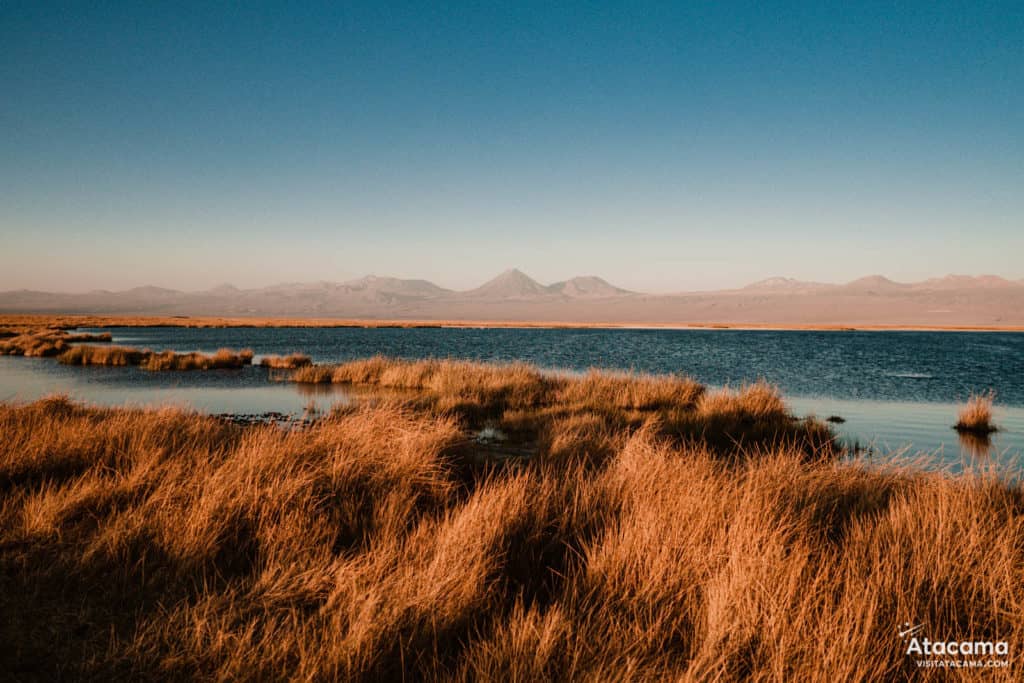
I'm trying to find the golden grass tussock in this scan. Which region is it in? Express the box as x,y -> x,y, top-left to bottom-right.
56,345 -> 254,370
558,368 -> 705,411
293,357 -> 554,422
290,363 -> 336,383
324,357 -> 551,408
1,397 -> 1021,680
57,344 -> 149,366
139,348 -> 255,371
259,352 -> 313,369
955,391 -> 998,434
0,329 -> 112,357
697,379 -> 787,419
1,323 -> 253,371
63,331 -> 113,343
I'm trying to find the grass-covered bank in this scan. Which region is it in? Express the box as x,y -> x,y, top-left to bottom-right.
1,370 -> 1021,680
0,327 -> 254,370
284,355 -> 834,458
58,344 -> 254,370
0,329 -> 112,357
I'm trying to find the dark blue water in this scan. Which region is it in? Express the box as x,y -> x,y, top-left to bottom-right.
2,327 -> 1023,473
98,326 -> 1024,406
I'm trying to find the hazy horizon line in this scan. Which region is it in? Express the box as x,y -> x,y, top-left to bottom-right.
4,269 -> 1024,297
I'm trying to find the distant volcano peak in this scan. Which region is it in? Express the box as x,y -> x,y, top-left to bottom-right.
466,269 -> 549,298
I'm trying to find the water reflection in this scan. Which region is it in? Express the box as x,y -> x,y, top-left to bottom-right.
293,381 -> 353,399
786,395 -> 1024,474
957,430 -> 994,459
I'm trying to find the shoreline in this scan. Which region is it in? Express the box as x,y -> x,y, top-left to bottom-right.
2,313 -> 1023,333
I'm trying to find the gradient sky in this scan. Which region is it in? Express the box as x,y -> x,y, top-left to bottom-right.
2,1 -> 1022,293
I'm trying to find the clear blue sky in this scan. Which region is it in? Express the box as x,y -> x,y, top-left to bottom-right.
2,1 -> 1021,292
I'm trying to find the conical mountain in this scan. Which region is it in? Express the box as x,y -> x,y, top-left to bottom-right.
465,269 -> 551,298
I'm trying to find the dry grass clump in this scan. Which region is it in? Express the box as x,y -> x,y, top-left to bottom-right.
56,346 -> 254,370
955,391 -> 998,435
643,380 -> 840,458
63,331 -> 113,343
140,348 -> 254,371
294,357 -> 554,423
0,334 -> 67,357
697,380 -> 788,419
291,363 -> 336,383
1,397 -> 1021,680
57,344 -> 148,366
2,325 -> 252,372
260,352 -> 313,369
327,357 -> 550,407
0,330 -> 112,357
558,369 -> 704,411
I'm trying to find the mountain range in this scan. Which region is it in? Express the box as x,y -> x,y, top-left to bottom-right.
2,270 -> 1023,326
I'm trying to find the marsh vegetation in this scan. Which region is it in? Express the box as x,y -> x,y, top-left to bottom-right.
1,358 -> 1020,680
260,352 -> 313,369
56,345 -> 254,370
955,391 -> 999,435
0,329 -> 112,357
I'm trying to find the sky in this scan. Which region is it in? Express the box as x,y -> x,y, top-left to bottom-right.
1,1 -> 1022,293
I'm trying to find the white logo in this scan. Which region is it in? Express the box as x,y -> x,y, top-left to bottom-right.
899,622 -> 1010,669
898,622 -> 924,639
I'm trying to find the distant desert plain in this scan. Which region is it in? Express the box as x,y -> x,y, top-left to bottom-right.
2,269 -> 1023,329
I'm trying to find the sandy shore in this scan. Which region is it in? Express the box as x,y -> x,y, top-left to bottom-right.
2,313 -> 1023,333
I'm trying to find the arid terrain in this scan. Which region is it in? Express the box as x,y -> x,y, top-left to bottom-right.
1,354 -> 1021,680
3,270 -> 1024,327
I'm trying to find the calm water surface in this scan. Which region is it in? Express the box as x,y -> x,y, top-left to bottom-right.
2,327 -> 1022,473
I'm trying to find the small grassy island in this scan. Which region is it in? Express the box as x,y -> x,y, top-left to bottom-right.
955,392 -> 1000,435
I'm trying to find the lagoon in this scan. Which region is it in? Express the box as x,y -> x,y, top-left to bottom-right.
2,326 -> 1022,472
